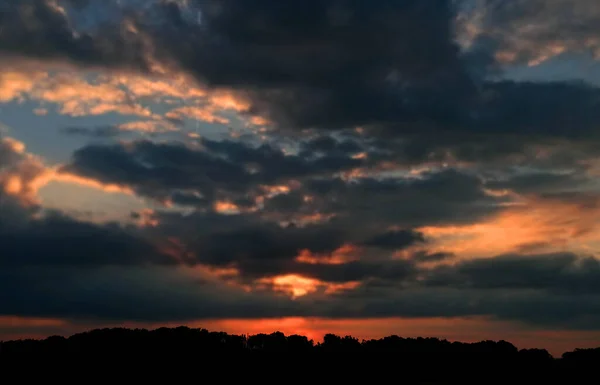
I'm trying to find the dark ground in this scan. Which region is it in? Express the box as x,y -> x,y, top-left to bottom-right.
1,326 -> 598,384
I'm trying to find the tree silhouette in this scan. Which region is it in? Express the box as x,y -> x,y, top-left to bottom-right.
0,326 -> 597,384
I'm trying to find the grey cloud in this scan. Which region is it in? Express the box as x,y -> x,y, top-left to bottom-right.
0,266 -> 302,321
0,0 -> 150,70
4,1 -> 600,141
293,259 -> 417,284
0,210 -> 174,267
472,0 -> 600,66
362,229 -> 425,250
60,139 -> 255,204
299,135 -> 365,156
189,221 -> 346,270
425,252 -> 600,295
486,171 -> 591,195
5,1 -> 600,333
0,136 -> 175,268
300,169 -> 507,227
61,126 -> 122,138
59,138 -> 366,207
138,0 -> 600,139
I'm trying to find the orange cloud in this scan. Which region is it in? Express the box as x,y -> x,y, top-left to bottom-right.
166,105 -> 230,124
213,201 -> 241,214
0,137 -> 47,205
118,120 -> 178,133
29,74 -> 156,117
259,274 -> 320,298
0,71 -> 47,102
209,91 -> 251,112
0,64 -> 265,130
37,171 -> 134,196
296,244 -> 360,265
420,194 -> 600,259
249,115 -> 271,127
109,73 -> 207,101
260,184 -> 292,197
256,272 -> 361,299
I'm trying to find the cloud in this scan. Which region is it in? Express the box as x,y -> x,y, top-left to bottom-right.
3,141 -> 600,331
60,126 -> 122,138
0,135 -> 175,268
467,0 -> 600,66
0,70 -> 47,102
361,229 -> 425,250
139,0 -> 476,131
425,252 -> 600,295
4,0 -> 600,335
0,265 -> 301,321
0,136 -> 47,206
0,0 -> 150,70
29,73 -> 156,117
59,138 -> 367,206
486,171 -> 591,195
3,1 -> 600,140
0,211 -> 174,267
61,120 -> 178,138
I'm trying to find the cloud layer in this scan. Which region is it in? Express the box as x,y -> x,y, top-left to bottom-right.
2,0 -> 600,340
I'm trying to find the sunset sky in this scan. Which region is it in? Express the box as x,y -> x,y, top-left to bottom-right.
3,0 -> 600,356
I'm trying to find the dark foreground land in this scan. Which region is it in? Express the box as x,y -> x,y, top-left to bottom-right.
1,327 -> 599,384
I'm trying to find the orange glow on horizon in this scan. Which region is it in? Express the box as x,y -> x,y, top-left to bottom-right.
0,316 -> 68,328
4,316 -> 600,357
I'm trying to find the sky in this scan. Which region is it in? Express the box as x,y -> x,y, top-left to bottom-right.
2,0 -> 600,356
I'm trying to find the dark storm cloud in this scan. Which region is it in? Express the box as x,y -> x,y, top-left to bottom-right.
142,0 -> 477,130
59,138 -> 366,206
471,81 -> 600,138
424,252 -> 600,295
5,1 -> 600,333
4,1 -> 600,139
319,285 -> 600,330
361,229 -> 425,250
299,135 -> 365,156
59,137 -> 510,278
60,139 -> 254,203
486,171 -> 591,195
200,137 -> 364,181
0,210 -> 174,267
137,0 -> 600,137
0,0 -> 149,70
471,0 -> 600,66
189,221 -> 346,269
299,169 -> 507,227
0,266 -> 303,321
5,253 -> 600,330
298,259 -> 417,284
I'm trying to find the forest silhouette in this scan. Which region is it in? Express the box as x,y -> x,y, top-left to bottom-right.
1,326 -> 598,383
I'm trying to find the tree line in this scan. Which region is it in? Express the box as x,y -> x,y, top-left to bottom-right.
1,326 -> 598,383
